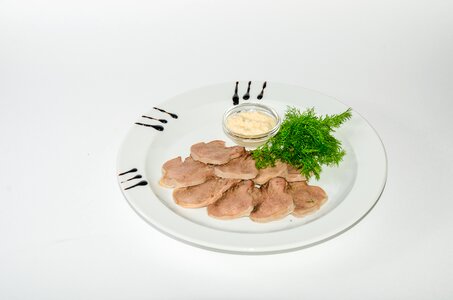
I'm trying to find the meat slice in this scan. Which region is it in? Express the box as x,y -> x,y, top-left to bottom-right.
253,161 -> 287,185
173,177 -> 240,208
250,186 -> 262,206
191,140 -> 245,165
160,156 -> 214,188
214,154 -> 258,180
285,165 -> 307,182
288,181 -> 327,217
207,180 -> 255,219
253,162 -> 306,185
250,178 -> 294,223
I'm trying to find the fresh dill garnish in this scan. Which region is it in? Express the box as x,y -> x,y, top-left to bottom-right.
251,107 -> 352,180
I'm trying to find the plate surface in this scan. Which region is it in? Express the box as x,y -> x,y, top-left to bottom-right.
117,82 -> 387,254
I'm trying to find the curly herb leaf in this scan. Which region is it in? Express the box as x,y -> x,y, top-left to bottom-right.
251,107 -> 352,180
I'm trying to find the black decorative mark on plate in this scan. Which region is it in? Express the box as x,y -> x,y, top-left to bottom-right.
232,81 -> 267,104
142,115 -> 168,123
242,81 -> 252,100
135,122 -> 164,131
125,180 -> 148,190
121,174 -> 142,183
118,168 -> 137,176
232,81 -> 239,105
118,169 -> 148,190
153,107 -> 178,119
257,81 -> 267,100
137,109 -> 178,131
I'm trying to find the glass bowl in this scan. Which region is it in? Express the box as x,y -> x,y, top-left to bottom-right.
222,103 -> 281,148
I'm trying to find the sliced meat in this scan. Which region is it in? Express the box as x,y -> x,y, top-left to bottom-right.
250,178 -> 294,223
253,161 -> 287,185
254,162 -> 306,185
160,156 -> 214,188
288,181 -> 327,217
173,177 -> 240,208
250,186 -> 262,206
214,154 -> 258,180
208,180 -> 255,220
285,165 -> 306,182
191,140 -> 245,165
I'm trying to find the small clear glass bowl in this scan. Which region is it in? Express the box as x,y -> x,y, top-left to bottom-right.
222,103 -> 281,149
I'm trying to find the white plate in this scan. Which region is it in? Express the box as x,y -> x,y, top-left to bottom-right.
117,82 -> 387,254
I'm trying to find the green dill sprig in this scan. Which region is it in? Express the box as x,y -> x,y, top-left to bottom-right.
251,107 -> 352,180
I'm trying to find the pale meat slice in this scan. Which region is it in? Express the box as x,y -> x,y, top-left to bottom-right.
285,165 -> 307,182
288,181 -> 327,217
250,178 -> 295,223
250,186 -> 262,206
207,180 -> 255,220
214,154 -> 258,180
190,140 -> 245,165
173,177 -> 240,208
253,161 -> 288,185
160,156 -> 214,188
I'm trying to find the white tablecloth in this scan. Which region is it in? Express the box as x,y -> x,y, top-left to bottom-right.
1,0 -> 452,299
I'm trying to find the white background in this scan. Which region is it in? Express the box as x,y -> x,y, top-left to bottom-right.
1,0 -> 452,299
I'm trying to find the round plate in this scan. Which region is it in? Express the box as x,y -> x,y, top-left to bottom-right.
117,82 -> 387,254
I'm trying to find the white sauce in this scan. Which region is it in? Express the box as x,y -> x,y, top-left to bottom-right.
226,111 -> 277,136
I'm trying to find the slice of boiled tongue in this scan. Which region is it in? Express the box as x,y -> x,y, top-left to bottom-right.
190,140 -> 245,165
207,180 -> 255,220
160,156 -> 214,188
173,177 -> 240,208
250,177 -> 295,223
214,154 -> 259,180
